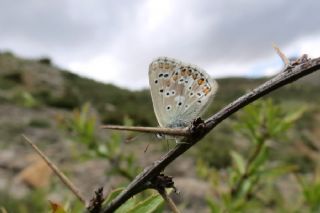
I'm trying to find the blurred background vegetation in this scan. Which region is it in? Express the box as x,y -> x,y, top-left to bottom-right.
0,51 -> 320,212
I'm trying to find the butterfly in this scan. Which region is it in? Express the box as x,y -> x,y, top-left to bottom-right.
149,57 -> 218,130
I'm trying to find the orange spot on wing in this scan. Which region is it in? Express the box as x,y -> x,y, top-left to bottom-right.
203,86 -> 211,95
198,78 -> 205,85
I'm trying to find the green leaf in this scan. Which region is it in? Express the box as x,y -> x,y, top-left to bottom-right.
283,106 -> 306,124
126,192 -> 167,213
206,197 -> 221,213
270,105 -> 306,137
240,177 -> 255,196
103,188 -> 125,206
256,164 -> 297,179
115,196 -> 137,213
230,151 -> 246,175
298,176 -> 320,210
248,145 -> 268,174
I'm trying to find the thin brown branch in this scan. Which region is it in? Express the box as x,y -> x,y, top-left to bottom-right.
103,56 -> 320,212
158,189 -> 180,213
22,135 -> 87,206
0,207 -> 8,213
101,125 -> 189,136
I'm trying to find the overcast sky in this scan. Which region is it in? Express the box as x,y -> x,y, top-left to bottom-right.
1,0 -> 320,89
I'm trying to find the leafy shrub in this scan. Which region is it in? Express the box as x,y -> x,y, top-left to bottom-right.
59,103 -> 141,180
196,99 -> 306,212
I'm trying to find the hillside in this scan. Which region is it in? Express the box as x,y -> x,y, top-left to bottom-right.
1,51 -> 319,126
0,51 -> 320,212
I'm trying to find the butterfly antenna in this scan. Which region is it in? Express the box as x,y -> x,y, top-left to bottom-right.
125,132 -> 151,144
144,143 -> 150,153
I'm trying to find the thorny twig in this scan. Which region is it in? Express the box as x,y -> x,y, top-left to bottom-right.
103,54 -> 320,212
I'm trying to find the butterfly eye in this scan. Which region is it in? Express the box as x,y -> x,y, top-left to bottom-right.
203,86 -> 211,95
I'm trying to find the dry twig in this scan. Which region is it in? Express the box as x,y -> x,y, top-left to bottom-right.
272,43 -> 290,65
22,135 -> 87,206
158,189 -> 180,213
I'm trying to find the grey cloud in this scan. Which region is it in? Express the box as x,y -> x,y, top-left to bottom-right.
194,0 -> 320,62
0,0 -> 141,56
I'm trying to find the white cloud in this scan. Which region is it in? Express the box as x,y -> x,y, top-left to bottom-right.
68,54 -> 123,85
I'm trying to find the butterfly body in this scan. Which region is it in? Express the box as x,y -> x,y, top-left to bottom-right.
149,57 -> 218,129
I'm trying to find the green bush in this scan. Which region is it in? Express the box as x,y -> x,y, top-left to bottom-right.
197,99 -> 306,212
12,90 -> 39,108
0,189 -> 47,213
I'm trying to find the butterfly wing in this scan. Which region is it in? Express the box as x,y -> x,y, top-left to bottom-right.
149,57 -> 179,127
149,57 -> 218,128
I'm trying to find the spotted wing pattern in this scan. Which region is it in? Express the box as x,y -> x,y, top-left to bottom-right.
149,57 -> 218,128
